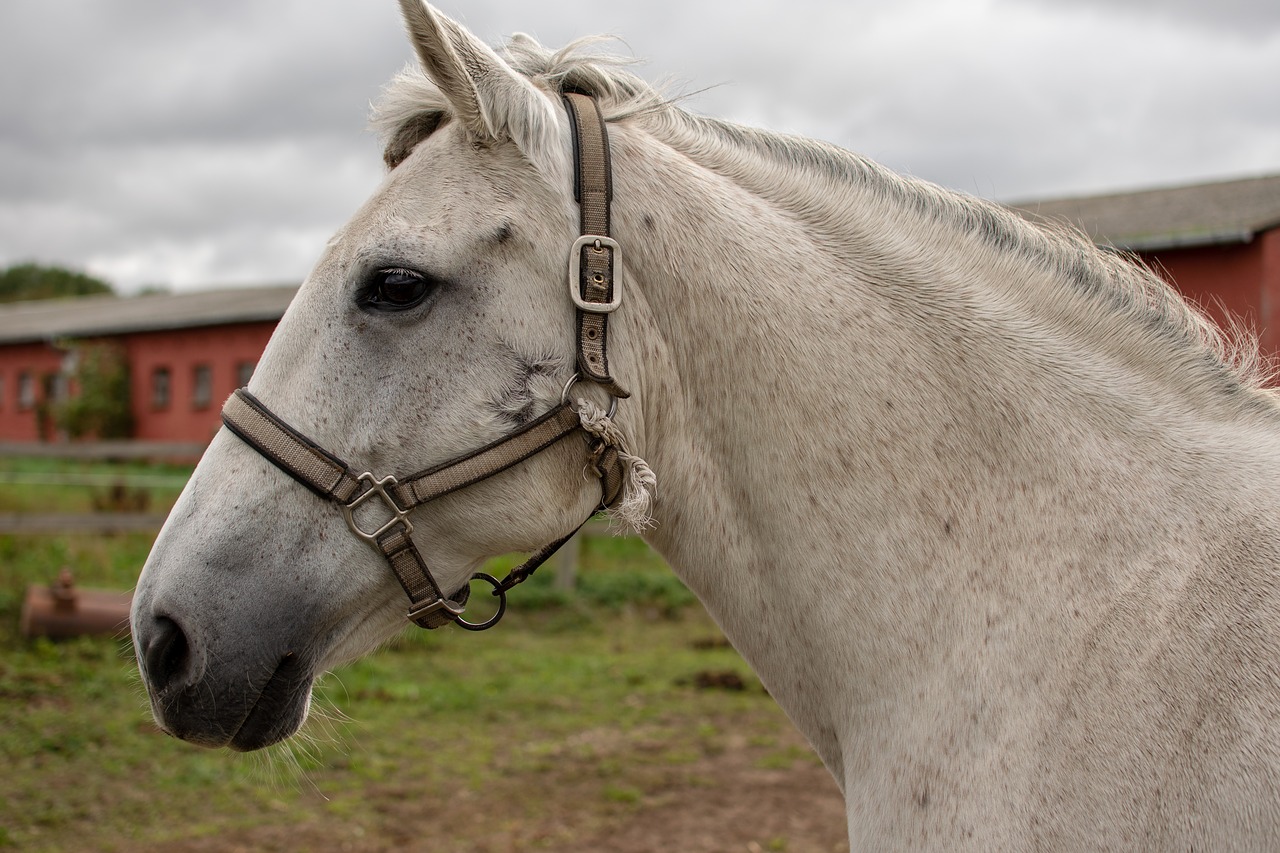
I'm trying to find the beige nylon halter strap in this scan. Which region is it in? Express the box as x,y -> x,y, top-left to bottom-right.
563,92 -> 629,399
222,389 -> 622,630
221,389 -> 457,628
219,388 -> 364,504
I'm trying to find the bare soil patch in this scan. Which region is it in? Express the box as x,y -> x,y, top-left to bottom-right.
135,724 -> 848,853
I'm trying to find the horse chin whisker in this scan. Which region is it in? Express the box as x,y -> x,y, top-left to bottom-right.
238,740 -> 324,798
233,692 -> 347,800
309,671 -> 357,727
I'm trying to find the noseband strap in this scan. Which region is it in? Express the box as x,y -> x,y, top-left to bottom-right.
223,389 -> 622,629
219,93 -> 630,632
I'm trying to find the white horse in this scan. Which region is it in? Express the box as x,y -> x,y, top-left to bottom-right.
132,2 -> 1280,848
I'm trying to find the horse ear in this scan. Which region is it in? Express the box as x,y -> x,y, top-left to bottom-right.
397,1 -> 563,174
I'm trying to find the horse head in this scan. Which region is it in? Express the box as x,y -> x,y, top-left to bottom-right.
130,1 -> 651,750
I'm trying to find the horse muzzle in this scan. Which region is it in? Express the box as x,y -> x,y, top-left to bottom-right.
133,599 -> 316,751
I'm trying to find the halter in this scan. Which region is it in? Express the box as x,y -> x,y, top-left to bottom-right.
221,93 -> 629,631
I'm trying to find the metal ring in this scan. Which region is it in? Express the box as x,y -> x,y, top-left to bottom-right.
560,373 -> 580,405
451,572 -> 507,632
560,373 -> 619,419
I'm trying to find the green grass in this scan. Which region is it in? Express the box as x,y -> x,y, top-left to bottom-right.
0,459 -> 834,851
0,604 -> 779,851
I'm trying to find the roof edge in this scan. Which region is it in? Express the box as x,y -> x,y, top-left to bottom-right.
0,284 -> 299,346
1108,228 -> 1257,252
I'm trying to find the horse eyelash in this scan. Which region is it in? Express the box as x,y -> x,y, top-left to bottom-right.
379,267 -> 423,279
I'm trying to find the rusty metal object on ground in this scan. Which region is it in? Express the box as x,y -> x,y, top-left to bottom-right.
19,568 -> 132,639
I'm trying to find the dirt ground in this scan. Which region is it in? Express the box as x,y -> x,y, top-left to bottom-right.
138,726 -> 850,853
560,760 -> 849,853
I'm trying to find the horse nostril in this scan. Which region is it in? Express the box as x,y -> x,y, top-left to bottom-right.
144,615 -> 191,694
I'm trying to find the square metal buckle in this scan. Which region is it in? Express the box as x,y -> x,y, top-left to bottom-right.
567,235 -> 623,313
407,596 -> 465,622
341,473 -> 412,545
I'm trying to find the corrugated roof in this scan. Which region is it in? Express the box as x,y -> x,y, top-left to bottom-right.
0,284 -> 298,345
1007,173 -> 1280,251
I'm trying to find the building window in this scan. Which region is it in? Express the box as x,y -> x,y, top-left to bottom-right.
45,373 -> 68,404
151,367 -> 171,410
236,360 -> 256,388
192,364 -> 213,410
17,371 -> 35,410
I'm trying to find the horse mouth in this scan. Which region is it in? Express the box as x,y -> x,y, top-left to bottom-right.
151,651 -> 313,751
227,651 -> 312,752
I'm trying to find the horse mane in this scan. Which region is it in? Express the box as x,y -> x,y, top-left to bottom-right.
372,34 -> 1274,399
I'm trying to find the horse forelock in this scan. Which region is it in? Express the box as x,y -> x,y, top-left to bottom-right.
371,29 -> 1275,405
372,34 -> 665,169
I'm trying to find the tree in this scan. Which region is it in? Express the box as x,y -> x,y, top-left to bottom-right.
0,262 -> 114,303
52,341 -> 134,440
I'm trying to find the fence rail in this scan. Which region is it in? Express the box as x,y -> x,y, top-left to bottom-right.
0,472 -> 192,488
0,513 -> 618,588
0,441 -> 206,461
1,441 -> 621,594
0,513 -> 171,535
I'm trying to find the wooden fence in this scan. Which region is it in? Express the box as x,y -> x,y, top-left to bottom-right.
2,442 -> 627,590
0,512 -> 612,591
0,513 -> 171,535
0,441 -> 206,461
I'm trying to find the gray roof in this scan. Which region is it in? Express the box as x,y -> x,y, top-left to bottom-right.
0,284 -> 298,345
1007,173 -> 1280,251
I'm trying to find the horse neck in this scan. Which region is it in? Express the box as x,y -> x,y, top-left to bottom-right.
608,114 -> 1278,511
604,118 -> 1280,740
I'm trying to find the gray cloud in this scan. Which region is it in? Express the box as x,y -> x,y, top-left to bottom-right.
1,0 -> 1277,292
1006,0 -> 1280,37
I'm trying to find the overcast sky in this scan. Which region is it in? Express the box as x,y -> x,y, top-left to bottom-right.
2,0 -> 1278,294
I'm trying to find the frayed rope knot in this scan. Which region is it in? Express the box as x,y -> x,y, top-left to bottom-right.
574,398 -> 657,532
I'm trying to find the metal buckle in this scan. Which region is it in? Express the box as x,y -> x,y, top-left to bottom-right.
407,595 -> 466,623
341,472 -> 412,545
567,235 -> 623,313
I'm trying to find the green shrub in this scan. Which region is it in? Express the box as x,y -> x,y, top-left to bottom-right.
52,341 -> 134,439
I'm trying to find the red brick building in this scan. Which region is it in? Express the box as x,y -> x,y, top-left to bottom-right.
0,286 -> 295,443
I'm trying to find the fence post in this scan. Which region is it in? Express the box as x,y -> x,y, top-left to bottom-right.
551,532 -> 579,591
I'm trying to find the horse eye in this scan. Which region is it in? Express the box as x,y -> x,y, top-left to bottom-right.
363,267 -> 433,310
